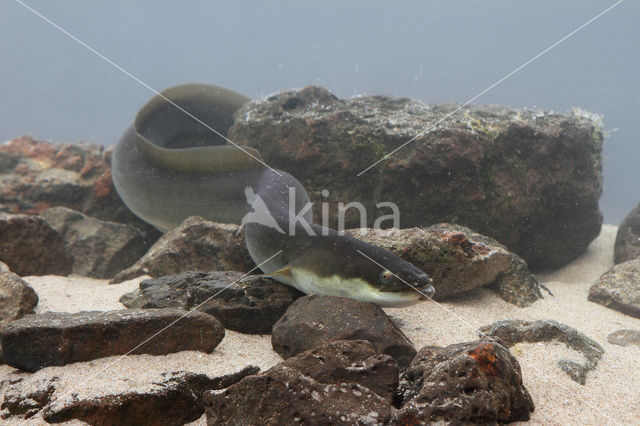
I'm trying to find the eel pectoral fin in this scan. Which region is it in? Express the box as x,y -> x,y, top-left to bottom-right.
261,265 -> 294,286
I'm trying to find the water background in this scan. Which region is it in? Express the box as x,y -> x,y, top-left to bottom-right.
0,0 -> 637,223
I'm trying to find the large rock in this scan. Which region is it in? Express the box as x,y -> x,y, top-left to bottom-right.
395,340 -> 534,423
111,216 -> 254,284
271,295 -> 416,368
120,271 -> 303,334
1,365 -> 258,423
614,202 -> 640,264
204,340 -> 396,425
230,87 -> 603,269
348,223 -> 544,306
479,319 -> 604,384
588,258 -> 640,319
0,308 -> 224,371
0,212 -> 72,276
42,206 -> 151,278
0,272 -> 38,324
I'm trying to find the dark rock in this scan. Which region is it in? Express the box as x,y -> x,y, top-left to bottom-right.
120,271 -> 303,334
607,329 -> 640,347
0,212 -> 72,276
2,366 -> 258,424
0,136 -> 161,240
204,340 -> 395,425
614,203 -> 640,264
395,340 -> 534,424
479,319 -> 604,385
230,87 -> 603,269
348,223 -> 545,306
111,216 -> 254,284
42,206 -> 150,279
0,272 -> 38,324
271,295 -> 416,368
0,308 -> 224,372
588,258 -> 640,319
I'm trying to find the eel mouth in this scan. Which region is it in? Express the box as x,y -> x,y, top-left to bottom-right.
385,282 -> 435,300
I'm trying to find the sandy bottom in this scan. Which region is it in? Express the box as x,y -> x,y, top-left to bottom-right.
1,224 -> 638,425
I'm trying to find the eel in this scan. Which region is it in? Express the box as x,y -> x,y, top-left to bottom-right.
111,83 -> 434,307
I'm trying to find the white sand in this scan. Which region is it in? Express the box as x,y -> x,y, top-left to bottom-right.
1,224 -> 638,425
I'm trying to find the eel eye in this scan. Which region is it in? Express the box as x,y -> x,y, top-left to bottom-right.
379,270 -> 394,285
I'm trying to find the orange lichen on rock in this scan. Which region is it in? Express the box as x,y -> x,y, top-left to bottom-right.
24,201 -> 52,215
445,232 -> 468,245
467,343 -> 499,376
0,136 -> 56,159
93,170 -> 114,200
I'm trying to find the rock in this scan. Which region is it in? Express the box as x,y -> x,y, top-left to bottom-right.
0,212 -> 72,276
1,366 -> 258,424
479,319 -> 604,385
0,137 -> 160,238
0,273 -> 38,324
230,87 -> 603,269
0,261 -> 9,273
395,340 -> 534,424
0,309 -> 224,372
42,206 -> 151,279
614,203 -> 640,263
120,271 -> 303,334
607,329 -> 640,347
348,223 -> 545,306
110,216 -> 254,284
271,295 -> 416,368
588,258 -> 640,319
204,340 -> 396,425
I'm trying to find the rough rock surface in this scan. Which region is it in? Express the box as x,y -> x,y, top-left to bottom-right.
1,366 -> 258,424
42,206 -> 151,279
348,223 -> 544,306
0,212 -> 72,276
395,340 -> 534,424
0,261 -> 9,273
205,340 -> 396,425
111,216 -> 254,284
588,257 -> 640,319
230,86 -> 603,269
120,271 -> 303,334
271,295 -> 416,368
0,272 -> 38,324
607,329 -> 640,347
479,319 -> 604,384
614,203 -> 640,264
0,136 -> 159,238
0,309 -> 225,372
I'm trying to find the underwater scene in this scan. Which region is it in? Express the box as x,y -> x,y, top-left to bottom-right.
0,1 -> 638,424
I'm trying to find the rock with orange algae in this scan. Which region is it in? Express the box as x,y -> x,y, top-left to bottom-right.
479,319 -> 604,385
395,340 -> 534,424
0,136 -> 159,241
347,223 -> 546,306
